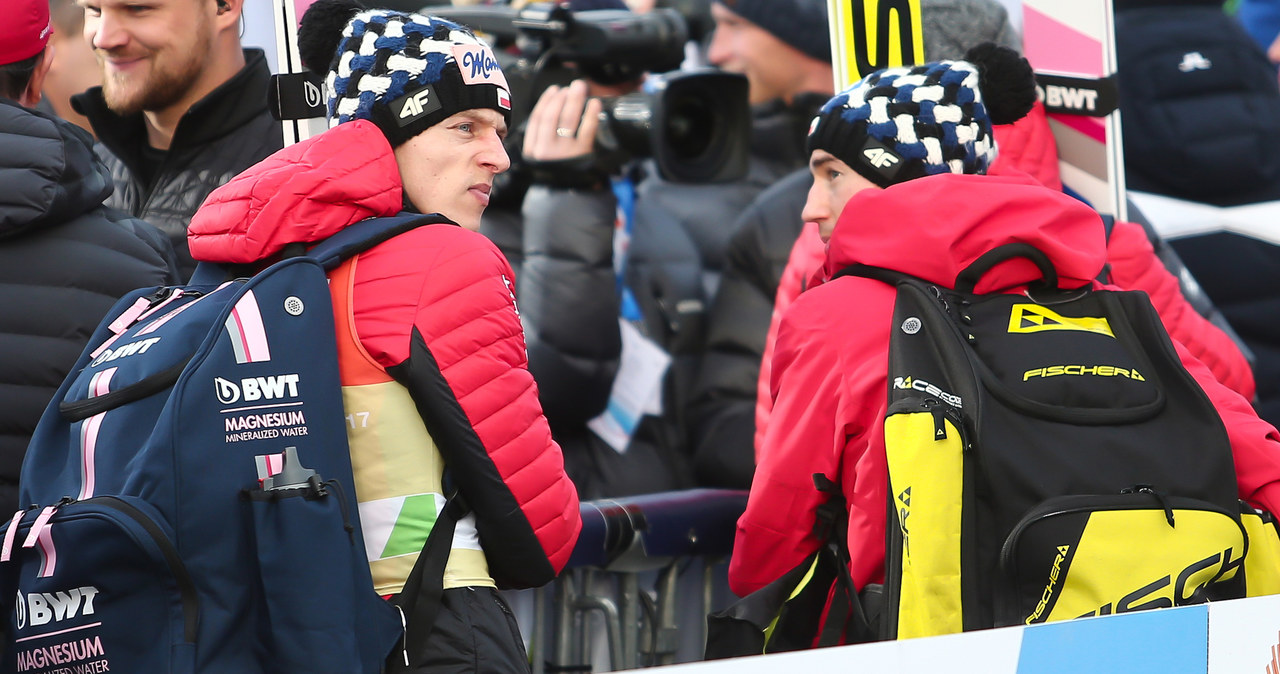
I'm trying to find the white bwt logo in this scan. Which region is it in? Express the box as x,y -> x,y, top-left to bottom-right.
15,587 -> 100,629
215,374 -> 300,405
303,80 -> 323,108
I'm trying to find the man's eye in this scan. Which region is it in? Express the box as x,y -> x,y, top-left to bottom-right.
457,122 -> 473,133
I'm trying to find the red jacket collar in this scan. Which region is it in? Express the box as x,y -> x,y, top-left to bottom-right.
188,120 -> 404,265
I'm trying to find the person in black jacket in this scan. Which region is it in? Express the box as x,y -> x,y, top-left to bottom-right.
503,0 -> 834,499
0,0 -> 180,513
71,0 -> 283,280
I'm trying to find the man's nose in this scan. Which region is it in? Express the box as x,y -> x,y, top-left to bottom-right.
480,132 -> 511,174
89,10 -> 129,52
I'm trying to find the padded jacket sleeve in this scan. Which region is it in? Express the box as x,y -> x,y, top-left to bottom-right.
1105,218 -> 1256,400
754,223 -> 827,460
519,184 -> 622,427
690,169 -> 811,488
730,279 -> 895,597
353,225 -> 582,586
1174,335 -> 1280,516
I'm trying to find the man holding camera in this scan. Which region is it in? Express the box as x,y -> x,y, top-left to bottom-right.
71,0 -> 283,280
509,0 -> 833,499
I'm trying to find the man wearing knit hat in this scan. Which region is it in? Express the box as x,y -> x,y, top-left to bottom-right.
186,2 -> 581,671
729,45 -> 1280,627
0,0 -> 177,515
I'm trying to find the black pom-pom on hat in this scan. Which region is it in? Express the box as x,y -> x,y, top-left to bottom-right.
963,42 -> 1037,126
298,0 -> 365,76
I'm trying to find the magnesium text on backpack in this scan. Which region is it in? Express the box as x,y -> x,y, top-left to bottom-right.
0,216 -> 440,673
844,244 -> 1275,641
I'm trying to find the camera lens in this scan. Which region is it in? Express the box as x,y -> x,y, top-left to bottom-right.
664,95 -> 715,161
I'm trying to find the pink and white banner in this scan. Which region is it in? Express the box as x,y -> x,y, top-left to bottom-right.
1022,0 -> 1127,220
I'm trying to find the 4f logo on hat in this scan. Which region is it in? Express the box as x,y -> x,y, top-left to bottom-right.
392,85 -> 442,126
860,137 -> 904,180
864,147 -> 899,169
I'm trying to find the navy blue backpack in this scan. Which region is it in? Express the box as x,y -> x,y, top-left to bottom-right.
0,215 -> 443,673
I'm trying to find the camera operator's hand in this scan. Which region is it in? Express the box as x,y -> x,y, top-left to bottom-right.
524,80 -> 603,162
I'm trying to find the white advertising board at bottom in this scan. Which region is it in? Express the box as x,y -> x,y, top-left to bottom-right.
1208,593 -> 1280,673
647,594 -> 1280,673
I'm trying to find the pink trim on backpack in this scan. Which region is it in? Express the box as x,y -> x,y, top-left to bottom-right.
225,290 -> 272,364
78,368 -> 116,500
35,525 -> 57,578
1,510 -> 25,562
137,293 -> 204,335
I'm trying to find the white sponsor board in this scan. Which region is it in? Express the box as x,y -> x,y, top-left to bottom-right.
1208,593 -> 1280,674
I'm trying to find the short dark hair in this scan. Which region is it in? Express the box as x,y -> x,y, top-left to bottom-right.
0,50 -> 41,102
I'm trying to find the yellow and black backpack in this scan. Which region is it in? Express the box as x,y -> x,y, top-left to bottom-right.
842,243 -> 1280,641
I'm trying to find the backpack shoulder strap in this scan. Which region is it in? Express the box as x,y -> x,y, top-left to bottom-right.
1096,214 -> 1117,284
830,264 -> 918,286
306,213 -> 455,269
1100,213 -> 1116,240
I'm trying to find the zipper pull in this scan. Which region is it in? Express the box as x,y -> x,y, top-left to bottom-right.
1129,485 -> 1175,527
0,509 -> 28,562
21,504 -> 62,550
931,405 -> 948,440
396,604 -> 409,667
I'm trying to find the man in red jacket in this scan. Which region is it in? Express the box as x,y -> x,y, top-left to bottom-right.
186,2 -> 581,671
731,43 -> 1280,624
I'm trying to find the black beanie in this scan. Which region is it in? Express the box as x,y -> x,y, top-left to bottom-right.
714,0 -> 830,63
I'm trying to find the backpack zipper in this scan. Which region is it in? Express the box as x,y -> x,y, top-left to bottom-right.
85,496 -> 201,643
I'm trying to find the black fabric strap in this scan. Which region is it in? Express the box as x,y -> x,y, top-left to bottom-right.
811,474 -> 872,647
387,491 -> 471,671
60,359 -> 191,421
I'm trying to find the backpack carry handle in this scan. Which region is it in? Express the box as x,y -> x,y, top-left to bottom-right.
955,243 -> 1058,294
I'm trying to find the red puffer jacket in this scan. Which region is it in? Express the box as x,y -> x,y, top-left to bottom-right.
731,171 -> 1280,598
188,120 -> 581,587
752,103 -> 1255,456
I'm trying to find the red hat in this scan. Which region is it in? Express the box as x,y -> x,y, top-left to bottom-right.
0,0 -> 53,65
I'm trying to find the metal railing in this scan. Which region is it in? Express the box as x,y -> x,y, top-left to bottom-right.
525,489 -> 748,672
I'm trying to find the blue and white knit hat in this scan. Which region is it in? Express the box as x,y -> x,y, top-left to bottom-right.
805,43 -> 1036,187
299,0 -> 512,147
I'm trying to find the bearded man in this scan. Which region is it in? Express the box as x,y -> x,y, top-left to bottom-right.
72,0 -> 283,279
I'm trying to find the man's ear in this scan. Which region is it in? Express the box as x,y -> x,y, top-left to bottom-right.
214,0 -> 244,31
21,46 -> 55,109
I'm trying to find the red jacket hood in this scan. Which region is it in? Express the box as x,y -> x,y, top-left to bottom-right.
991,101 -> 1062,191
820,171 -> 1107,293
188,120 -> 405,264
